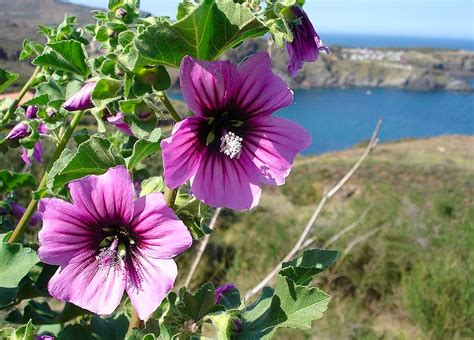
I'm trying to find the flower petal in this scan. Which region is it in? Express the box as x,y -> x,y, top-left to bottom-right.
68,165 -> 134,225
38,198 -> 100,267
235,52 -> 293,118
180,55 -> 237,116
162,116 -> 207,189
106,112 -> 132,135
191,151 -> 262,210
244,116 -> 311,185
286,7 -> 329,77
129,192 -> 192,259
6,122 -> 29,140
63,81 -> 96,111
48,251 -> 126,315
126,257 -> 177,320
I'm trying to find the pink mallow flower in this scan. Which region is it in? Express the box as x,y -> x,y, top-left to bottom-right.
63,81 -> 96,111
161,52 -> 311,210
38,166 -> 192,320
285,6 -> 329,77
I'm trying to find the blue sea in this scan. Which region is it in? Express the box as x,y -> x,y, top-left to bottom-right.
323,33 -> 474,51
277,88 -> 474,154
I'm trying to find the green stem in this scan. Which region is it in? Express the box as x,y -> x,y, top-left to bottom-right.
8,110 -> 84,244
158,91 -> 182,122
1,66 -> 41,125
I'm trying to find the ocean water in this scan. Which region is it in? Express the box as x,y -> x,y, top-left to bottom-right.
323,33 -> 474,51
277,88 -> 474,154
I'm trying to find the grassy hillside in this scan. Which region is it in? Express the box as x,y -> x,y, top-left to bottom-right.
177,135 -> 474,339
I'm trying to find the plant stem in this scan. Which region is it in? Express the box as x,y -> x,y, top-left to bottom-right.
158,91 -> 182,122
128,309 -> 143,333
7,110 -> 84,244
1,66 -> 41,125
164,186 -> 178,208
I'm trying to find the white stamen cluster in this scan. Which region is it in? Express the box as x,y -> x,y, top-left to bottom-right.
220,132 -> 243,159
96,247 -> 120,269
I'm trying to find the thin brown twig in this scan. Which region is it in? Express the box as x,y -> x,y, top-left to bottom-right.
298,204 -> 372,251
184,208 -> 222,288
244,120 -> 382,300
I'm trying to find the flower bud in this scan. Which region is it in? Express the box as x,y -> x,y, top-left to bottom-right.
6,122 -> 29,140
231,318 -> 243,333
38,123 -> 49,135
11,202 -> 41,226
25,106 -> 38,119
116,7 -> 127,19
106,112 -> 132,136
46,108 -> 57,118
215,283 -> 236,304
63,81 -> 96,111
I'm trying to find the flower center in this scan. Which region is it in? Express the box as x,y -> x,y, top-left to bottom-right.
96,237 -> 121,269
220,132 -> 243,159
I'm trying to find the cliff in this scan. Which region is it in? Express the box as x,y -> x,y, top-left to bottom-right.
225,40 -> 474,91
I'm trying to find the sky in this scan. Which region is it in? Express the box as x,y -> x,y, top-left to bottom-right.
66,0 -> 474,39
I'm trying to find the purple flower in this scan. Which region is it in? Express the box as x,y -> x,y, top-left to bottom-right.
215,283 -> 236,304
11,202 -> 42,226
6,122 -> 29,140
285,6 -> 329,77
161,52 -> 311,210
21,141 -> 43,165
25,106 -> 39,119
38,166 -> 192,320
106,112 -> 132,136
63,81 -> 96,111
35,336 -> 55,340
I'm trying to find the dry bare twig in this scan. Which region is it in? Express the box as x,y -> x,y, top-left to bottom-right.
298,204 -> 373,251
244,120 -> 382,300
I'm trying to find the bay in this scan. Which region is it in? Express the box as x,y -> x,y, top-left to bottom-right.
277,88 -> 474,154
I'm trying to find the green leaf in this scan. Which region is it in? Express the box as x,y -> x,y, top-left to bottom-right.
135,0 -> 268,67
47,135 -> 125,190
19,39 -> 44,61
0,171 -> 36,194
59,324 -> 95,340
23,94 -> 50,106
11,319 -> 35,340
178,283 -> 223,322
238,275 -> 331,339
126,129 -> 161,170
90,314 -> 129,340
177,0 -> 196,20
280,249 -> 338,285
91,78 -> 123,108
140,177 -> 164,197
33,40 -> 90,76
0,68 -> 18,93
0,233 -> 40,289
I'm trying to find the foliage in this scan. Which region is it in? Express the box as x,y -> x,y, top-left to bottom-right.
0,0 -> 340,338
